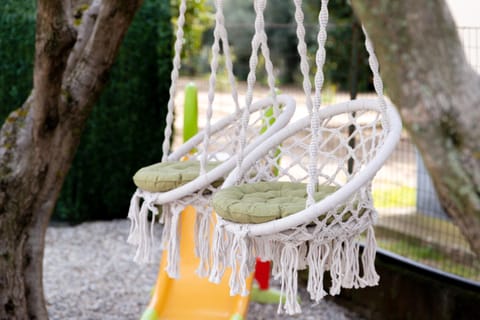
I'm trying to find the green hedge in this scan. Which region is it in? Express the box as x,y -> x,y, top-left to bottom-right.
0,0 -> 36,118
55,0 -> 173,222
0,0 -> 173,223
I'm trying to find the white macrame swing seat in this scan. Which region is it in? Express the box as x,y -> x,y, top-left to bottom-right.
127,0 -> 295,279
209,0 -> 402,315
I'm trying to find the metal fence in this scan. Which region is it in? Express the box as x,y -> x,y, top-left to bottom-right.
459,26 -> 480,73
371,27 -> 480,283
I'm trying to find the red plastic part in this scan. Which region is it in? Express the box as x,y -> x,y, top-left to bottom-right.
254,258 -> 271,290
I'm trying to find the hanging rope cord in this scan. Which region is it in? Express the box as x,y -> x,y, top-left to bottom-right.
236,0 -> 280,176
163,0 -> 281,174
162,0 -> 187,161
200,0 -> 242,175
301,2 -> 390,206
362,26 -> 389,127
293,0 -> 314,115
305,0 -> 329,207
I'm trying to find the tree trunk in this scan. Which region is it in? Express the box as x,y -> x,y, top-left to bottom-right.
352,0 -> 480,255
0,0 -> 143,318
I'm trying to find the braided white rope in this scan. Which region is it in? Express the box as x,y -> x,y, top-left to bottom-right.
201,0 -> 244,174
236,0 -> 280,174
162,0 -> 187,161
206,3 -> 403,314
200,0 -> 224,175
257,0 -> 280,116
254,0 -> 279,115
306,0 -> 329,207
261,50 -> 280,117
259,12 -> 280,118
235,0 -> 266,175
217,2 -> 241,114
362,26 -> 388,119
293,0 -> 313,114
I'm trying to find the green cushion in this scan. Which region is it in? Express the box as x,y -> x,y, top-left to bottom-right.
133,160 -> 223,192
212,182 -> 339,224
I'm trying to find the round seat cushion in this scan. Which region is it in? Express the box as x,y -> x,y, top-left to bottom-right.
133,160 -> 223,192
212,182 -> 338,224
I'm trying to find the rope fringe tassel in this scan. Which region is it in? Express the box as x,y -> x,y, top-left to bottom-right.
210,227 -> 380,315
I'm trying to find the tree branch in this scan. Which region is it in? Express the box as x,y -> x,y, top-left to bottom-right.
64,0 -> 102,77
33,0 -> 77,138
62,0 -> 144,120
0,0 -> 146,317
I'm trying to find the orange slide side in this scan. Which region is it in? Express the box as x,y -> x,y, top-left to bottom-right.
141,206 -> 253,320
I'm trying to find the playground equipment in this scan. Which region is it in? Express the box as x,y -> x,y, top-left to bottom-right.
142,206 -> 253,320
140,80 -> 288,319
127,0 -> 295,281
139,82 -> 257,320
209,0 -> 402,315
129,0 -> 402,317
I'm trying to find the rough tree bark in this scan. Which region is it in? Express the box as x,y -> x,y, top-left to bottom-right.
0,0 -> 144,319
352,0 -> 480,255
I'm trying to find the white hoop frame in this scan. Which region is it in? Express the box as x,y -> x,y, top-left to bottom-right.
137,94 -> 296,206
219,98 -> 402,237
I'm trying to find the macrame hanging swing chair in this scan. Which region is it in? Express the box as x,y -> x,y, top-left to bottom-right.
127,0 -> 296,279
209,0 -> 402,315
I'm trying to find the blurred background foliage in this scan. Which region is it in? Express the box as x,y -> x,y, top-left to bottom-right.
171,0 -> 214,75
215,0 -> 370,90
0,0 -> 173,222
0,0 -> 36,120
0,0 -> 364,223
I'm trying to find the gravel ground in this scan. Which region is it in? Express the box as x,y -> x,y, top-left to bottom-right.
44,220 -> 363,320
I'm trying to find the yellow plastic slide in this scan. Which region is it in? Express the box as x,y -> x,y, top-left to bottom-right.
141,205 -> 253,320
